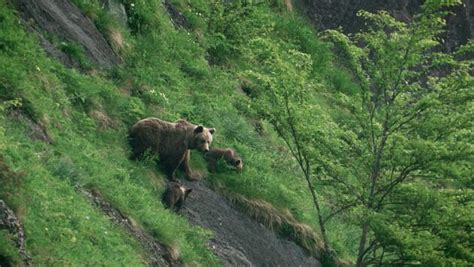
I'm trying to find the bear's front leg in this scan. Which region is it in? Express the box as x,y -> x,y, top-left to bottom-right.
181,150 -> 202,181
161,153 -> 184,181
206,158 -> 218,173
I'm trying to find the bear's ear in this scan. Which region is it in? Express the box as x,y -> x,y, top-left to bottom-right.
234,160 -> 241,166
209,128 -> 216,135
194,126 -> 204,133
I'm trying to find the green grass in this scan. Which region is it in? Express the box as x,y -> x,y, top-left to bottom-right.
0,230 -> 20,266
0,0 -> 363,264
0,1 -> 218,264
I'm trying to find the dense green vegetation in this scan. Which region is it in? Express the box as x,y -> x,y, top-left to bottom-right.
0,0 -> 472,266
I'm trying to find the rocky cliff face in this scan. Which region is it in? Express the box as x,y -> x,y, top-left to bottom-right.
298,0 -> 473,52
14,0 -> 121,68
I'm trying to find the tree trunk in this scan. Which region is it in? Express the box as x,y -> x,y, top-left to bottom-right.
303,169 -> 330,253
356,114 -> 389,267
356,223 -> 369,267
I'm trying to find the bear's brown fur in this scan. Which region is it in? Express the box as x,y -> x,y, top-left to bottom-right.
129,118 -> 215,180
204,148 -> 243,173
161,181 -> 192,212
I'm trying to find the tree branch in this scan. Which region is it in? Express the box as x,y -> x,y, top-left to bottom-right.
375,163 -> 419,210
322,202 -> 358,224
360,239 -> 377,265
388,104 -> 428,135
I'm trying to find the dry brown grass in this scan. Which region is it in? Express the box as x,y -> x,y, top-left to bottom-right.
89,109 -> 114,130
165,244 -> 180,262
107,28 -> 127,54
284,0 -> 293,12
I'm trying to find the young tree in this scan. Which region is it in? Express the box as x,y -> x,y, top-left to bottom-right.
242,37 -> 336,258
243,0 -> 472,265
320,0 -> 473,265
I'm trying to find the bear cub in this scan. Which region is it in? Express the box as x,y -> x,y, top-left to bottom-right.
204,148 -> 243,173
162,181 -> 192,212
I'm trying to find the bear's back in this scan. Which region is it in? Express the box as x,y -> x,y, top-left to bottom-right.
129,118 -> 193,156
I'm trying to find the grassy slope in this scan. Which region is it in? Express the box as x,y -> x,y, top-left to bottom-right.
0,0 -> 359,264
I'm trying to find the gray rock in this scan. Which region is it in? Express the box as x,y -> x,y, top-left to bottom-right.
15,0 -> 121,69
0,200 -> 32,266
180,180 -> 321,267
101,0 -> 128,28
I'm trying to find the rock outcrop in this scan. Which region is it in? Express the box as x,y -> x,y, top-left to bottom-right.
0,200 -> 32,266
180,180 -> 321,267
15,0 -> 121,68
298,0 -> 473,52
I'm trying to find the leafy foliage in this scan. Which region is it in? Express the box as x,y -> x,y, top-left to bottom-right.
318,1 -> 473,265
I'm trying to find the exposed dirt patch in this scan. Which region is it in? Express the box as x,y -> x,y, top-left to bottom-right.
14,0 -> 121,69
75,186 -> 179,267
0,200 -> 32,266
179,180 -> 321,267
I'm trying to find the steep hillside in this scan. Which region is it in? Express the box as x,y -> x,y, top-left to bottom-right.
0,0 -> 333,265
1,0 -> 472,266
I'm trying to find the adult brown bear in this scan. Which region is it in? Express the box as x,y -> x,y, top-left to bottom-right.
129,118 -> 215,180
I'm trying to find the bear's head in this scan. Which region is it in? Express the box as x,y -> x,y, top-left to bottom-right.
233,158 -> 243,172
191,126 -> 215,152
179,185 -> 193,201
225,150 -> 243,172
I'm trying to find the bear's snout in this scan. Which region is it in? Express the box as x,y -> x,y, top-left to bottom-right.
196,143 -> 209,153
201,142 -> 210,152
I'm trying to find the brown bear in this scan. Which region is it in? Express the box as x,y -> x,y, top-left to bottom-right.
129,118 -> 215,180
161,181 -> 192,212
204,148 -> 243,173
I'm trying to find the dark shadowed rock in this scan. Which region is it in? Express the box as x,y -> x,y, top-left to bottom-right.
163,0 -> 191,29
0,200 -> 32,266
15,0 -> 121,68
180,180 -> 321,267
298,0 -> 473,53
